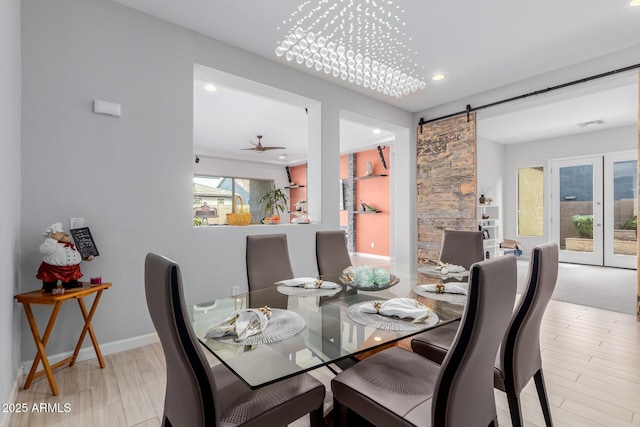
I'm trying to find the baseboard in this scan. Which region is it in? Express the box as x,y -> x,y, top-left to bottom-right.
0,363 -> 24,427
21,332 -> 159,375
351,252 -> 392,261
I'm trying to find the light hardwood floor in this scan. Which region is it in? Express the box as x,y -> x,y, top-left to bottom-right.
10,299 -> 640,427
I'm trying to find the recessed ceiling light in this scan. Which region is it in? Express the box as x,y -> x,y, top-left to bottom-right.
279,154 -> 287,160
630,0 -> 640,6
203,84 -> 217,92
372,128 -> 382,135
431,74 -> 446,81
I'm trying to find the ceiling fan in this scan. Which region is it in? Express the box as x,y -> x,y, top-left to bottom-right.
241,135 -> 286,152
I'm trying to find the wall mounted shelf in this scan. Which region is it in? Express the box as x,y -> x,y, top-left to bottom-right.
285,184 -> 305,189
354,174 -> 388,180
353,210 -> 381,214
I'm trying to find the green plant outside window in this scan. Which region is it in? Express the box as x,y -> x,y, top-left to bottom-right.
571,214 -> 593,239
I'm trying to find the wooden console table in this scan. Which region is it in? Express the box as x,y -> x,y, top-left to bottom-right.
14,283 -> 111,395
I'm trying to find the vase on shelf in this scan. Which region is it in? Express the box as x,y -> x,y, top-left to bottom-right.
366,161 -> 373,176
479,194 -> 486,204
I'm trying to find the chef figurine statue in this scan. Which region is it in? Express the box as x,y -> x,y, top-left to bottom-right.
36,223 -> 94,293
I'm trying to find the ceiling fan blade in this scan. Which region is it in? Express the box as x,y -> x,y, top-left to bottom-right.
240,147 -> 258,151
260,146 -> 286,151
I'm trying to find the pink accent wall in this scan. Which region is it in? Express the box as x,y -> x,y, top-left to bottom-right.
355,147 -> 390,256
288,164 -> 307,222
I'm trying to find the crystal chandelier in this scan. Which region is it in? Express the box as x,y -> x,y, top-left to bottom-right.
275,0 -> 426,99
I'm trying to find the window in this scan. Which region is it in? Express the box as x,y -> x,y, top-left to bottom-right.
517,167 -> 544,236
193,175 -> 273,226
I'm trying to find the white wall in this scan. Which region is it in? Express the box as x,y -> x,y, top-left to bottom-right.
477,136 -> 505,242
194,157 -> 290,191
0,0 -> 22,421
20,0 -> 414,358
503,125 -> 637,253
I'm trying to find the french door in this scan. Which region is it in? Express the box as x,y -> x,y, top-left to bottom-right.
551,152 -> 637,268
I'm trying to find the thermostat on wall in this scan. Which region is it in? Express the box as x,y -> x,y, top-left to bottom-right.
93,100 -> 121,117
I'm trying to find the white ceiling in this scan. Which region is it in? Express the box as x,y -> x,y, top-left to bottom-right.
113,0 -> 640,112
193,66 -> 396,165
478,74 -> 639,144
115,0 -> 640,154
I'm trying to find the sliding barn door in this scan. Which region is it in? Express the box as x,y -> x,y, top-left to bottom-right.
417,113 -> 477,265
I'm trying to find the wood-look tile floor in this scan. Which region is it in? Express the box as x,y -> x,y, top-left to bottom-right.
10,299 -> 640,426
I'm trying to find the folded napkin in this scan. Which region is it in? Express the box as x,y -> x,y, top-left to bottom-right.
416,283 -> 467,295
275,277 -> 342,290
205,307 -> 271,341
361,298 -> 430,322
438,263 -> 466,274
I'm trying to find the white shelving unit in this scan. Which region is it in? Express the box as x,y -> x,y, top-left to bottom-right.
478,204 -> 501,259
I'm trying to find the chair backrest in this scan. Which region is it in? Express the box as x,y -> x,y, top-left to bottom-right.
246,234 -> 294,291
502,242 -> 559,394
432,255 -> 517,427
144,253 -> 219,427
316,230 -> 352,283
439,229 -> 485,270
246,234 -> 293,308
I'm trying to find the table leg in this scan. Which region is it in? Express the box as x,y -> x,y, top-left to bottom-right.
22,302 -> 62,395
70,290 -> 105,368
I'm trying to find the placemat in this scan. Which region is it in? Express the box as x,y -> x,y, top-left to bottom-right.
276,285 -> 342,297
413,285 -> 467,305
417,266 -> 468,280
347,300 -> 439,331
208,308 -> 306,345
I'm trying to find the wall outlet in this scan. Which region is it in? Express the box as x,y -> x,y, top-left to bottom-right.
370,242 -> 375,249
70,217 -> 84,230
232,286 -> 240,296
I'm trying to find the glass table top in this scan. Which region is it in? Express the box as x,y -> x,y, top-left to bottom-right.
190,265 -> 466,389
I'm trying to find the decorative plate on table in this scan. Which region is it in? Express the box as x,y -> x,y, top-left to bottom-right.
347,300 -> 439,331
207,308 -> 306,345
413,285 -> 467,305
339,266 -> 400,291
418,266 -> 468,279
277,285 -> 342,297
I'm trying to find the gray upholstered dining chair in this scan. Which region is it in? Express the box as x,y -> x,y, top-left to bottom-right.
144,253 -> 325,427
246,234 -> 292,308
439,229 -> 485,269
316,230 -> 352,284
331,255 -> 518,427
411,243 -> 559,427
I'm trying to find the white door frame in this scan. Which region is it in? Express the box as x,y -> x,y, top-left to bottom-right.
604,151 -> 637,269
550,156 -> 604,265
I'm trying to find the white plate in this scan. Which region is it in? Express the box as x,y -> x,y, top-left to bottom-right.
276,285 -> 341,297
347,300 -> 439,331
207,309 -> 306,345
413,285 -> 467,305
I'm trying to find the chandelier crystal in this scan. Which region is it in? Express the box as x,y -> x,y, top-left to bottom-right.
275,0 -> 426,99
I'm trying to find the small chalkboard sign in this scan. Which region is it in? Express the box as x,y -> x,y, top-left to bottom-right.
70,227 -> 99,260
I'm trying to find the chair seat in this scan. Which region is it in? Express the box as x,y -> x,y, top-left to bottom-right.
214,364 -> 325,427
410,321 -> 459,364
332,347 -> 440,427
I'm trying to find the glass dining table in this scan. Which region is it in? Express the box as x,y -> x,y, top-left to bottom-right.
189,264 -> 469,389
